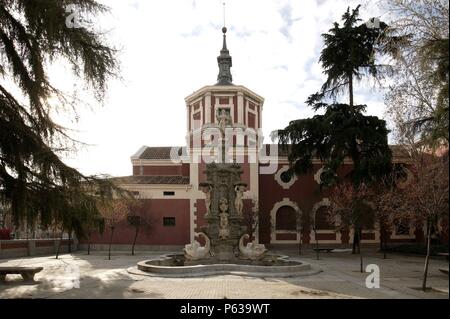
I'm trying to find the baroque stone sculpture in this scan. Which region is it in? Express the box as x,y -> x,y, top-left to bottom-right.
234,184 -> 246,217
200,183 -> 213,217
238,234 -> 267,260
184,232 -> 211,261
218,198 -> 230,239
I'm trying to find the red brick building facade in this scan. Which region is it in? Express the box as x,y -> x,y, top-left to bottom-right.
82,28 -> 436,250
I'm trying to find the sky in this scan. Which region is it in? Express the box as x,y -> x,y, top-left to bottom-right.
54,0 -> 390,177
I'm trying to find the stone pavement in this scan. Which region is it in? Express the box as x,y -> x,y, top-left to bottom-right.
0,249 -> 448,299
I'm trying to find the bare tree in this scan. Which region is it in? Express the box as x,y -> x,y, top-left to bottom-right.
329,183 -> 374,272
384,0 -> 449,146
127,198 -> 152,256
378,151 -> 449,291
98,200 -> 129,260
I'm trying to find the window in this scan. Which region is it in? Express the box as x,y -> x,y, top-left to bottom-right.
275,166 -> 297,189
280,171 -> 292,183
163,191 -> 175,196
275,206 -> 297,231
163,217 -> 176,227
395,219 -> 411,235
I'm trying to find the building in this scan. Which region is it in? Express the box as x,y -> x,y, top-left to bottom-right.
82,27 -> 427,251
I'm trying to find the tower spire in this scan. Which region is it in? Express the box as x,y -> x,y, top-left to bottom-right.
216,2 -> 233,85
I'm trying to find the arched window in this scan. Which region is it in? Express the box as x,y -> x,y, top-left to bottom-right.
276,206 -> 297,231
315,206 -> 334,230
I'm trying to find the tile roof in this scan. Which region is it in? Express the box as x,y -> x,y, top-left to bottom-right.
135,147 -> 186,160
133,145 -> 411,161
111,175 -> 190,185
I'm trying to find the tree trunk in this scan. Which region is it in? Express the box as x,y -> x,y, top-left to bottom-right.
349,72 -> 354,108
298,230 -> 302,255
422,222 -> 432,291
87,231 -> 91,255
68,230 -> 72,254
56,231 -> 63,259
314,230 -> 320,260
132,226 -> 140,256
108,226 -> 114,260
359,229 -> 363,273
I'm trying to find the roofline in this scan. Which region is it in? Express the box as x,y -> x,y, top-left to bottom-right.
130,145 -> 148,160
184,85 -> 265,104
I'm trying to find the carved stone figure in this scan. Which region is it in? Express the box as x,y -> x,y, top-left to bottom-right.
184,232 -> 211,260
200,184 -> 213,217
217,109 -> 230,134
234,184 -> 246,216
238,234 -> 267,260
218,198 -> 230,239
251,197 -> 259,234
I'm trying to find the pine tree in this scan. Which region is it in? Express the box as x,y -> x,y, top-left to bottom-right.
0,0 -> 126,238
275,5 -> 401,187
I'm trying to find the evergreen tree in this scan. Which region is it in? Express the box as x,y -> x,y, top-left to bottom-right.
275,5 -> 400,187
0,0 -> 126,237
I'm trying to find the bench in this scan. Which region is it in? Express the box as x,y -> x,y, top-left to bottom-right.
0,267 -> 43,282
313,248 -> 334,253
438,268 -> 449,275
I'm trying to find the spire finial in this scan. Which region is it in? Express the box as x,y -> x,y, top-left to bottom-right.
216,1 -> 232,85
223,1 -> 226,29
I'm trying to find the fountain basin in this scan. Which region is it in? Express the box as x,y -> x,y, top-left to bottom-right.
129,254 -> 321,278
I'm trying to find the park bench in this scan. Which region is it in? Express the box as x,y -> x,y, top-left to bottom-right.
313,248 -> 334,253
0,267 -> 43,282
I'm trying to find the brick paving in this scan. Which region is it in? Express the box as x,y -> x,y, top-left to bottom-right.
0,250 -> 448,299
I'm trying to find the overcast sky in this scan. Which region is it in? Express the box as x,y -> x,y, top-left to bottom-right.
56,0 -> 389,177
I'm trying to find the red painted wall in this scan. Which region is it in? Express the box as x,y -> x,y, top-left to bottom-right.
83,199 -> 190,246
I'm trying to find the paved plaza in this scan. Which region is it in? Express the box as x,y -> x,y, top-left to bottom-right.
0,249 -> 448,299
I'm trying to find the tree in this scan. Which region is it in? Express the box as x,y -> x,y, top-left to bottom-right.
328,182 -> 375,272
384,0 -> 449,147
274,6 -> 400,188
98,199 -> 129,260
377,151 -> 449,291
0,0 -> 123,237
127,198 -> 151,256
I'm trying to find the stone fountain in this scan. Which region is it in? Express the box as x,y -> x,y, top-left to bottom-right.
131,112 -> 320,278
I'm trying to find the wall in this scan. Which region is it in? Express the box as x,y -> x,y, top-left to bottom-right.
81,199 -> 191,247
0,239 -> 75,259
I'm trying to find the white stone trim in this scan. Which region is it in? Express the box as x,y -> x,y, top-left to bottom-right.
314,166 -> 324,184
309,198 -> 341,243
185,85 -> 264,105
130,160 -> 184,166
270,198 -> 301,244
205,92 -> 211,124
237,92 -> 244,124
274,165 -> 297,189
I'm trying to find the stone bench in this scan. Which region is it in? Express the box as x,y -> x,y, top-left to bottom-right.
438,268 -> 449,275
0,267 -> 43,282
